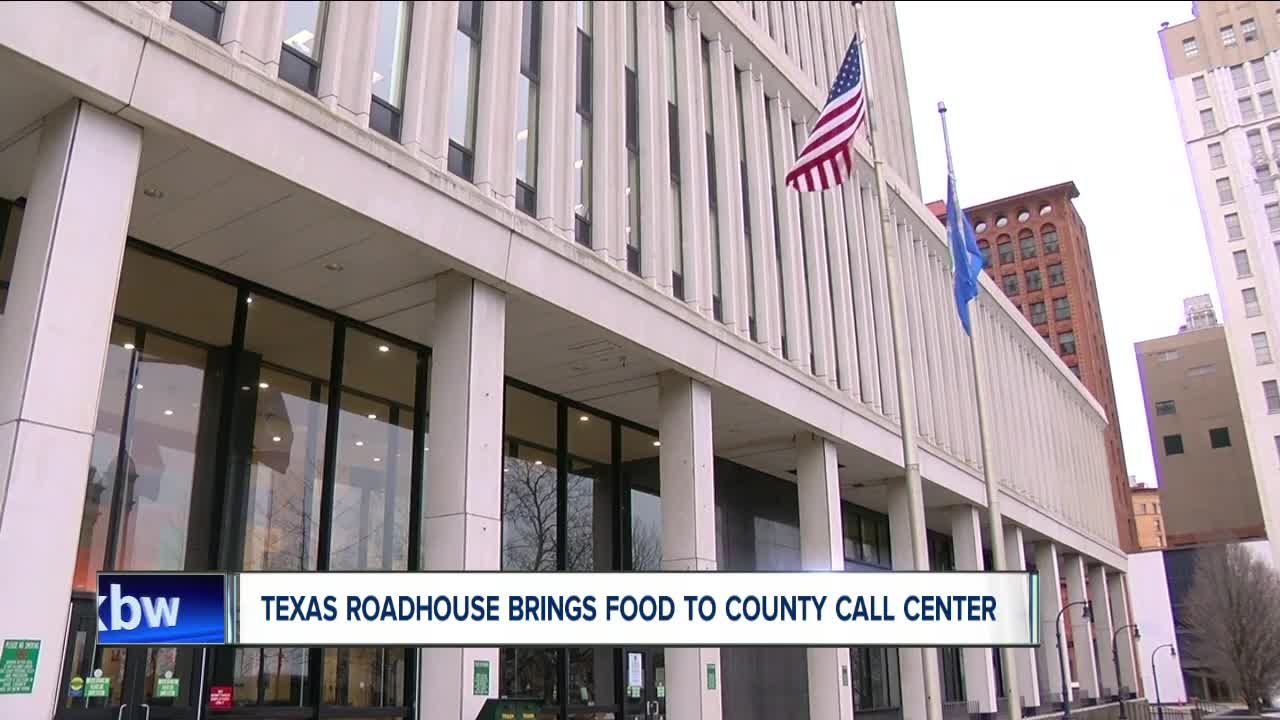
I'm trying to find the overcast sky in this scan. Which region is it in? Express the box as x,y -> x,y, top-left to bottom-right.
897,1 -> 1216,487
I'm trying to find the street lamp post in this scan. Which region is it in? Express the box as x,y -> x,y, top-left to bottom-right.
1152,643 -> 1177,720
1056,600 -> 1094,720
1112,624 -> 1141,718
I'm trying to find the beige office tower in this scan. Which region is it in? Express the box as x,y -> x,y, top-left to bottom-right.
1160,2 -> 1280,565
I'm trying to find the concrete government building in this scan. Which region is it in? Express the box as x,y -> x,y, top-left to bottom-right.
0,2 -> 1135,720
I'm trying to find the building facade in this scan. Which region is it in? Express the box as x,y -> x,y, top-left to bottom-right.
1135,307 -> 1266,547
929,183 -> 1139,552
1130,483 -> 1167,550
1159,0 -> 1280,565
0,2 -> 1133,720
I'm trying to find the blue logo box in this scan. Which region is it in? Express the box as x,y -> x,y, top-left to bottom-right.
97,573 -> 229,645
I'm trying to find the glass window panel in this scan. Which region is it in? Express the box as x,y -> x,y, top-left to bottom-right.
115,248 -> 236,346
329,330 -> 416,571
283,0 -> 326,59
516,75 -> 539,185
622,426 -> 661,571
450,27 -> 481,148
501,648 -> 559,703
322,647 -> 405,707
575,115 -> 592,220
239,296 -> 335,572
503,386 -> 559,571
113,334 -> 210,572
73,324 -> 137,591
232,647 -> 310,706
0,201 -> 19,314
567,409 -> 614,571
372,1 -> 411,108
568,647 -> 615,708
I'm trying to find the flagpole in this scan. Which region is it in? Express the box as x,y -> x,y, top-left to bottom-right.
853,5 -> 942,720
939,101 -> 1023,720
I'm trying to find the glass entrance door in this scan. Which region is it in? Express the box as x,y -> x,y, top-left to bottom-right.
56,598 -> 200,720
621,650 -> 664,720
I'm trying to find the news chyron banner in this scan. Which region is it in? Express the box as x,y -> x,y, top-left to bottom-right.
97,571 -> 1041,647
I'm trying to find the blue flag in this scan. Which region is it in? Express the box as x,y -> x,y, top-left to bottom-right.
945,174 -> 985,335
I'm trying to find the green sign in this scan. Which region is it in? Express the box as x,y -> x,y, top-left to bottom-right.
0,639 -> 40,695
85,671 -> 110,699
473,660 -> 490,696
656,685 -> 666,698
155,671 -> 180,698
627,685 -> 641,698
705,663 -> 717,691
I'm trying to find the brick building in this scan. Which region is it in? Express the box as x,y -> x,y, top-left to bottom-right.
931,182 -> 1139,552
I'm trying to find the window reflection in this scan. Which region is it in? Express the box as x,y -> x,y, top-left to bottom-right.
233,647 -> 309,706
503,386 -> 558,572
622,426 -> 661,571
567,410 -> 613,571
283,0 -> 325,58
114,333 -> 210,573
330,330 -> 416,571
372,1 -> 411,108
322,647 -> 405,706
501,647 -> 559,704
242,294 -> 333,571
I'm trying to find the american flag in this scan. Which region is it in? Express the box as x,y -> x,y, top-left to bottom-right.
785,35 -> 866,192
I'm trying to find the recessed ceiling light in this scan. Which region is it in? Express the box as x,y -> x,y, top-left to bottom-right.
579,415 -> 590,422
245,296 -> 253,304
272,436 -> 282,443
241,385 -> 251,391
652,440 -> 661,447
163,409 -> 174,416
355,440 -> 365,447
368,413 -> 377,419
424,447 -> 429,452
123,343 -> 136,350
534,460 -> 544,466
378,344 -> 390,353
373,457 -> 382,463
259,382 -> 270,389
324,263 -> 344,272
135,384 -> 144,390
142,187 -> 165,199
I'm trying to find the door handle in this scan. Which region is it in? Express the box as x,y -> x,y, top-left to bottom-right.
116,705 -> 129,720
141,703 -> 151,720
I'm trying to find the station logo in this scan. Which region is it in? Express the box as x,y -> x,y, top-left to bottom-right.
96,573 -> 227,645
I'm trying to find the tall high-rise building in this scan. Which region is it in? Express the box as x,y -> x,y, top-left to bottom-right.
1160,1 -> 1280,565
0,3 -> 1135,719
930,182 -> 1139,552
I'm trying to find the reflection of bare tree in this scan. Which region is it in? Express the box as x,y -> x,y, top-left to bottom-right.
502,457 -> 558,571
631,517 -> 662,571
565,473 -> 597,572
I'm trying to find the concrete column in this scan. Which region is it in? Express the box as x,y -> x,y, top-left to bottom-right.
636,0 -> 670,290
793,119 -> 836,386
842,176 -> 880,410
318,0 -> 377,126
771,100 -> 811,370
535,0 -> 576,235
1034,542 -> 1070,705
1063,554 -> 1100,702
220,0 -> 286,75
950,506 -> 998,715
741,70 -> 781,350
823,183 -> 858,396
401,0 -> 457,167
591,0 -> 626,264
796,433 -> 855,720
1003,526 -> 1040,709
1089,564 -> 1118,699
0,101 -> 141,720
658,372 -> 721,720
887,479 -> 942,720
1107,573 -> 1138,697
421,272 -> 506,720
707,39 -> 746,336
473,1 -> 522,206
673,5 -> 710,316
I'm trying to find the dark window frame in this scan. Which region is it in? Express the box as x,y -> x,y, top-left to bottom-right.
170,0 -> 225,42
